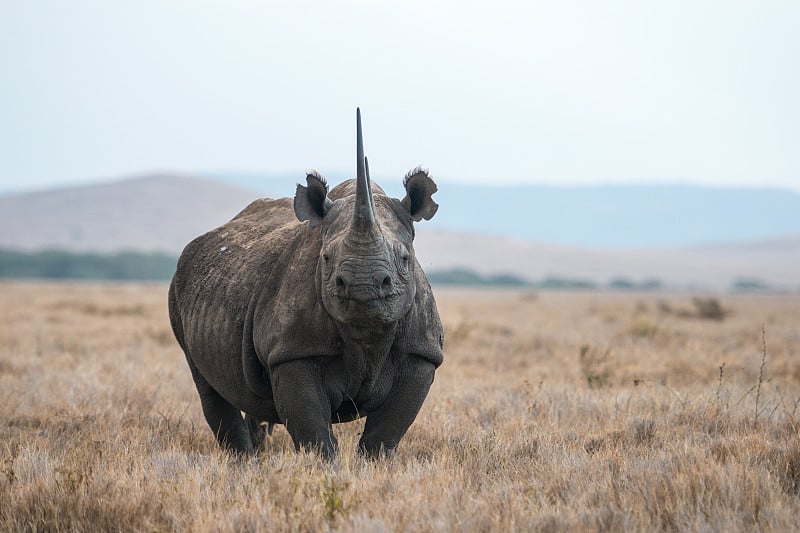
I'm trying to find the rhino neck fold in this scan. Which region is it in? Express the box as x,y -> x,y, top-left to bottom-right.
337,321 -> 398,373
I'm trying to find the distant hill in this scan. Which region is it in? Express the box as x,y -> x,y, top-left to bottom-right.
1,174 -> 798,289
0,174 -> 255,253
213,173 -> 800,249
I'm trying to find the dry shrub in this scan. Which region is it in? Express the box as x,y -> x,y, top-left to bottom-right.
579,344 -> 613,389
691,297 -> 727,320
629,319 -> 658,339
584,418 -> 658,455
759,440 -> 800,496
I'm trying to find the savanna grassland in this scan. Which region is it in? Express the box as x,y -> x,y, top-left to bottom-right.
1,282 -> 799,532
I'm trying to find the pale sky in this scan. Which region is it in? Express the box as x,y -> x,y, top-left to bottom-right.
1,0 -> 798,192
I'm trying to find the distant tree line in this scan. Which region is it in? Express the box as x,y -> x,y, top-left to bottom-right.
425,268 -> 529,287
424,268 -> 783,292
0,249 -> 177,281
0,250 -> 785,291
427,268 -> 623,289
426,268 -> 595,289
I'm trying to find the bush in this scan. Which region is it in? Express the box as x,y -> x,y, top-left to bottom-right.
692,297 -> 726,320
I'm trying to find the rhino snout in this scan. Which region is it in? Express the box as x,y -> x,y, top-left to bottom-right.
335,267 -> 395,302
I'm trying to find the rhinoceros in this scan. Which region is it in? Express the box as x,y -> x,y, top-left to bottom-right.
168,109 -> 443,457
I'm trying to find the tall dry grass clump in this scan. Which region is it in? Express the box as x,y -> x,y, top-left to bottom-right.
1,283 -> 799,531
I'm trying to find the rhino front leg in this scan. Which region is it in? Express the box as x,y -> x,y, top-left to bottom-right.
271,359 -> 338,458
359,355 -> 436,458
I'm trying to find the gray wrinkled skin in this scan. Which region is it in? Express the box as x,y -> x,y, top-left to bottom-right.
169,160 -> 443,458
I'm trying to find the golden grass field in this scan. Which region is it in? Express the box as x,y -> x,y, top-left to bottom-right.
1,282 -> 799,531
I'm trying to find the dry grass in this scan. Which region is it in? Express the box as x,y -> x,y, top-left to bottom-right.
1,282 -> 799,531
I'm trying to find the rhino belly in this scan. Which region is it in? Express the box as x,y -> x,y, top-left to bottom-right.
182,303 -> 280,423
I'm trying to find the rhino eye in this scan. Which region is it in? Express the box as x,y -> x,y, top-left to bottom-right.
321,252 -> 333,279
399,252 -> 411,274
394,244 -> 411,276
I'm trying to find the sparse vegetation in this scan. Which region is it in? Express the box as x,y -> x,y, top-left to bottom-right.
1,283 -> 799,531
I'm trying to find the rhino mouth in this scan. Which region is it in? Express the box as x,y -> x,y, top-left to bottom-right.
336,292 -> 399,306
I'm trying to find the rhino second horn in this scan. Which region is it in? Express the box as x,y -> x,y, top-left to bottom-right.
365,156 -> 375,213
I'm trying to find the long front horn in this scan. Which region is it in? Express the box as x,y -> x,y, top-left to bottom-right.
353,108 -> 376,233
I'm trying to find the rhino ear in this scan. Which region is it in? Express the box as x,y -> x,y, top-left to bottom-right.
401,167 -> 439,221
294,171 -> 332,227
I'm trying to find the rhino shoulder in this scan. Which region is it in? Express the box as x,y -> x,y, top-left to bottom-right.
252,275 -> 343,369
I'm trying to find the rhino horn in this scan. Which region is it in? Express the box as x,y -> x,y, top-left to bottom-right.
353,108 -> 377,236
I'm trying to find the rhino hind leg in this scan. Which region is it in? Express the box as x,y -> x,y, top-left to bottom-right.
245,414 -> 267,454
187,358 -> 254,454
200,389 -> 254,454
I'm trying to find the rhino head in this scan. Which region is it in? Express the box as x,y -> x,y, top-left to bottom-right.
293,109 -> 438,326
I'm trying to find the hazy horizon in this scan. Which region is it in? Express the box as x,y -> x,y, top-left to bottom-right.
4,170 -> 800,198
2,1 -> 799,193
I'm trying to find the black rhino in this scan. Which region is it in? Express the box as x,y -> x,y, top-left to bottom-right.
168,109 -> 443,457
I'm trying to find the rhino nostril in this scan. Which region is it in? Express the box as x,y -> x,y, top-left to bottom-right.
336,276 -> 346,289
381,276 -> 392,290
